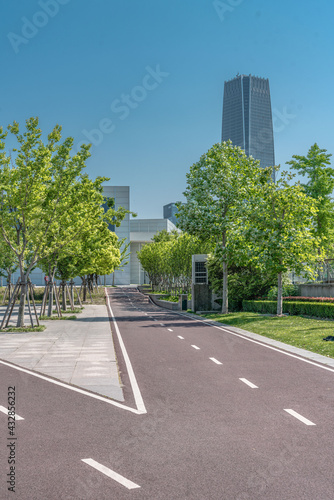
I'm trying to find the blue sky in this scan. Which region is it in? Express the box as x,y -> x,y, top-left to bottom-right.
2,0 -> 334,218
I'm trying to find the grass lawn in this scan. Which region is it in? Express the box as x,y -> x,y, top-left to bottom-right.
0,326 -> 46,333
201,312 -> 334,359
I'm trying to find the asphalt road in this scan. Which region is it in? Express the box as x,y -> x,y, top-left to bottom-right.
1,287 -> 334,499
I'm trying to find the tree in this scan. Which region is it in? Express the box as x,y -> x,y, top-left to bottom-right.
0,236 -> 18,300
176,141 -> 270,313
286,143 -> 334,254
137,231 -> 213,291
241,173 -> 322,315
54,222 -> 121,303
0,117 -> 119,326
207,254 -> 277,309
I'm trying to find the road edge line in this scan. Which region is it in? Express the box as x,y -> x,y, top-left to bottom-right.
105,290 -> 147,414
0,359 -> 143,414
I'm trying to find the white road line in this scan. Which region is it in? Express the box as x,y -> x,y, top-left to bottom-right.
106,292 -> 147,414
191,345 -> 200,350
177,336 -> 184,340
284,409 -> 316,426
168,329 -> 173,332
176,312 -> 334,374
160,323 -> 165,327
0,406 -> 24,420
0,359 -> 141,414
82,459 -> 140,490
239,378 -> 258,389
209,357 -> 222,365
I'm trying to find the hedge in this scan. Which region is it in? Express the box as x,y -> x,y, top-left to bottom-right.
242,300 -> 334,319
284,296 -> 334,303
243,300 -> 277,314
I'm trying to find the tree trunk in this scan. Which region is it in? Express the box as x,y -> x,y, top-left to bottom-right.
70,279 -> 75,305
17,274 -> 26,327
7,272 -> 12,301
277,272 -> 283,316
47,280 -> 54,317
221,231 -> 228,314
61,281 -> 67,311
82,276 -> 87,302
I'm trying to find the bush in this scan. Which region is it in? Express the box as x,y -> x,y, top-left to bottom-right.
242,300 -> 277,314
207,256 -> 277,303
242,299 -> 334,319
214,298 -> 242,312
284,296 -> 334,303
267,283 -> 299,300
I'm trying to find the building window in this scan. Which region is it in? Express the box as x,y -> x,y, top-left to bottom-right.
194,262 -> 207,284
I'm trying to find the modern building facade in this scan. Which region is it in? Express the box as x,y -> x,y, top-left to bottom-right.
163,203 -> 178,226
222,74 -> 275,177
130,218 -> 177,284
103,186 -> 131,285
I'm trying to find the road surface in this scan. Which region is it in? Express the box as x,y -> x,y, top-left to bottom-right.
1,287 -> 334,499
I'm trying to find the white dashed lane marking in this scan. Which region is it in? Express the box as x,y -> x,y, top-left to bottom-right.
191,345 -> 200,350
239,378 -> 258,389
82,459 -> 141,490
0,406 -> 24,420
209,357 -> 223,365
168,329 -> 173,332
284,409 -> 316,426
177,336 -> 184,340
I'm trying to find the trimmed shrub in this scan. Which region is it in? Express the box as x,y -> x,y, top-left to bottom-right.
243,299 -> 334,319
213,298 -> 243,312
242,300 -> 277,314
284,296 -> 334,303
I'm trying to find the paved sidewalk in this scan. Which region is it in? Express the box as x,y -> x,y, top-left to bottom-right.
0,305 -> 124,401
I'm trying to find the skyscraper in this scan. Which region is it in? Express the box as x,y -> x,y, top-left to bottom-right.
222,74 -> 275,177
163,202 -> 178,226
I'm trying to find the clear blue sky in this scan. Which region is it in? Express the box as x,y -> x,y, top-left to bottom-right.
2,0 -> 334,218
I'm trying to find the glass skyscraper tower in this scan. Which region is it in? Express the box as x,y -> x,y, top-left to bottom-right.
222,74 -> 275,177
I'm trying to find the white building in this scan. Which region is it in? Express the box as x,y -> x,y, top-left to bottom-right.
130,218 -> 177,284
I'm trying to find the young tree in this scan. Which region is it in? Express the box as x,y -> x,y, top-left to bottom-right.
242,173 -> 322,315
0,117 -> 119,326
286,143 -> 334,254
176,141 -> 270,313
54,222 -> 121,302
137,231 -> 214,291
0,237 -> 18,300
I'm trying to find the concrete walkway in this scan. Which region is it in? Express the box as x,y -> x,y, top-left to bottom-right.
0,305 -> 124,401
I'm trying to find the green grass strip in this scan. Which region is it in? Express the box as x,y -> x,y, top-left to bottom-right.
201,312 -> 334,359
0,325 -> 46,333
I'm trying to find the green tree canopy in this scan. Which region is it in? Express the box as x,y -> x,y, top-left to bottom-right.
286,143 -> 334,253
240,172 -> 322,315
176,141 -> 271,313
137,231 -> 213,291
0,117 -> 123,325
